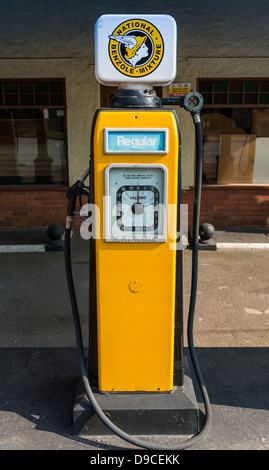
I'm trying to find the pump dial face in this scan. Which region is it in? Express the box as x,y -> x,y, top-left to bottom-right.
116,184 -> 159,232
105,164 -> 167,242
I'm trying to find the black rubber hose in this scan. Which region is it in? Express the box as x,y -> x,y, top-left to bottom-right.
186,116 -> 212,442
64,114 -> 212,450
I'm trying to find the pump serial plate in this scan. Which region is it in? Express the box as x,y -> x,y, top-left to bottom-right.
105,164 -> 167,242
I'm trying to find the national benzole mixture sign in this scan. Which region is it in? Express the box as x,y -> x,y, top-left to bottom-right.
108,19 -> 164,78
95,15 -> 177,86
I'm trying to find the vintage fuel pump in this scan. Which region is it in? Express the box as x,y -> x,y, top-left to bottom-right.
65,14 -> 212,450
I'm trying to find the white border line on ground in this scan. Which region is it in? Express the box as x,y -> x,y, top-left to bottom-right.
216,242 -> 269,250
0,245 -> 45,253
0,243 -> 268,253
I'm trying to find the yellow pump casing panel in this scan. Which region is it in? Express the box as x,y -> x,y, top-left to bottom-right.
92,109 -> 180,392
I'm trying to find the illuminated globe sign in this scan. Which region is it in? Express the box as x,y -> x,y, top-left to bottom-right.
95,15 -> 177,86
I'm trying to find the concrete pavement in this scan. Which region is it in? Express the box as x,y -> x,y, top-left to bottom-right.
0,230 -> 268,452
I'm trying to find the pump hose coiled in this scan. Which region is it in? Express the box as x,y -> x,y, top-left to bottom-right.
64,113 -> 212,450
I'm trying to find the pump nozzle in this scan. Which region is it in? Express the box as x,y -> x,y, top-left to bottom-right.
66,167 -> 90,226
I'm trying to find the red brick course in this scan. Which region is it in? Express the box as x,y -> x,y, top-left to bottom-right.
183,186 -> 269,228
0,186 -> 268,231
0,188 -> 81,230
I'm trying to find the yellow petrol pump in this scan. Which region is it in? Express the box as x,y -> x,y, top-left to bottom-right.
65,14 -> 212,450
93,110 -> 180,393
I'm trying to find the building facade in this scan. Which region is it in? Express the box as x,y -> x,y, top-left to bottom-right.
0,0 -> 268,231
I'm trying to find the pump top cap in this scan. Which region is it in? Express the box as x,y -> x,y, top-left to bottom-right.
94,14 -> 177,86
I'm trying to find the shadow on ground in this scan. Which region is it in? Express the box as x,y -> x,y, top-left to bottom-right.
0,346 -> 268,441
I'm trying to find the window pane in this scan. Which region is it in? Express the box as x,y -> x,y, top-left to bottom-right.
229,81 -> 243,92
50,81 -> 63,93
245,81 -> 258,92
199,80 -> 269,185
35,94 -> 49,106
218,134 -> 256,183
214,81 -> 228,92
4,82 -> 18,93
260,81 -> 269,92
202,93 -> 212,105
229,93 -> 242,105
199,81 -> 212,92
0,108 -> 67,184
19,82 -> 33,93
5,94 -> 18,105
252,109 -> 269,136
0,80 -> 66,185
244,93 -> 258,104
201,108 -> 269,184
34,82 -> 48,93
259,94 -> 269,105
50,94 -> 64,106
20,94 -> 34,105
213,93 -> 227,104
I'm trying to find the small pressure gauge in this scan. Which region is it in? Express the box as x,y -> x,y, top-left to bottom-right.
183,91 -> 203,113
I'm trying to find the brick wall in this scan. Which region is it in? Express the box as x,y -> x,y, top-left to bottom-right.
183,186 -> 269,229
0,186 -> 268,231
0,188 -> 70,229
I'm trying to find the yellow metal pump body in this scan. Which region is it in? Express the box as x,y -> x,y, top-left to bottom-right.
91,108 -> 181,392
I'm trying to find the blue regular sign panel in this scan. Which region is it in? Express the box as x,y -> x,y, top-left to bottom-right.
104,128 -> 168,154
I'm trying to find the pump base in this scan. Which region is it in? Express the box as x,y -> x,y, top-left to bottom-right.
72,357 -> 200,436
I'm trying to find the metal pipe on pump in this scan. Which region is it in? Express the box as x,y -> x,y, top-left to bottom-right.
64,14 -> 212,450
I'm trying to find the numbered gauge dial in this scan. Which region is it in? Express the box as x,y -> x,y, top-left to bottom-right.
105,164 -> 167,242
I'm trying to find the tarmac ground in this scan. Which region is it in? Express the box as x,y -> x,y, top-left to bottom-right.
0,228 -> 268,456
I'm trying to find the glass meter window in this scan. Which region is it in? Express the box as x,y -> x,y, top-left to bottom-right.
105,164 -> 168,242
